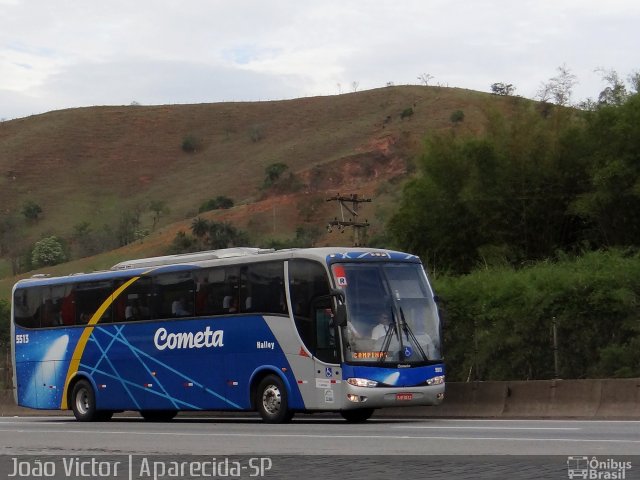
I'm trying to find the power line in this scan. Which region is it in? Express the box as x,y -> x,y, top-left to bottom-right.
326,193 -> 371,246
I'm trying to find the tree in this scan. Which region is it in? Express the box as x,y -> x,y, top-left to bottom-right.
71,221 -> 100,258
537,64 -> 578,106
388,104 -> 588,273
149,200 -> 169,230
116,207 -> 143,246
264,162 -> 289,188
22,200 -> 42,221
1,215 -> 27,273
0,300 -> 9,353
596,68 -> 628,106
189,218 -> 248,249
191,217 -> 209,249
418,73 -> 434,86
0,215 -> 18,256
207,221 -> 249,249
31,236 -> 66,268
490,82 -> 515,96
570,92 -> 640,246
168,231 -> 199,254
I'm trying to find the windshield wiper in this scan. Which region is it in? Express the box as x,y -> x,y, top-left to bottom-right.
399,307 -> 429,362
377,309 -> 397,363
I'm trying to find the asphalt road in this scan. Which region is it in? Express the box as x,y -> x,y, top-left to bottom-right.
0,415 -> 638,479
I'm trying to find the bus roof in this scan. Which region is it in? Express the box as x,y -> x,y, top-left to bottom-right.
13,247 -> 421,290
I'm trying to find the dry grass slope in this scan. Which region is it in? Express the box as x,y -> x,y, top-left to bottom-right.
0,85 -> 520,298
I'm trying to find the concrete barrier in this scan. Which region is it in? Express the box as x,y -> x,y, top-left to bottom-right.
385,378 -> 640,419
2,378 -> 639,418
595,378 -> 640,418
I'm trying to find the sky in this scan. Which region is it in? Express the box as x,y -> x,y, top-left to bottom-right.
1,0 -> 639,120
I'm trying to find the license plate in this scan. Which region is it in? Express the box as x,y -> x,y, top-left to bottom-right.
396,393 -> 413,401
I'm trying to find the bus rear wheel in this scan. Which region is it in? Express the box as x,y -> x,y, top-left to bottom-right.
140,410 -> 178,422
256,375 -> 293,423
71,379 -> 110,422
340,408 -> 374,423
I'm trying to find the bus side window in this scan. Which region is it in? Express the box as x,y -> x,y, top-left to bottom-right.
153,272 -> 194,319
243,261 -> 287,315
41,297 -> 61,327
13,287 -> 43,329
116,277 -> 154,322
60,287 -> 76,325
194,267 -> 227,317
75,281 -> 113,325
221,267 -> 239,314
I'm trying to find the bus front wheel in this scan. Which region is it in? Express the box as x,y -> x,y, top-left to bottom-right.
71,379 -> 109,422
340,408 -> 374,423
256,375 -> 294,423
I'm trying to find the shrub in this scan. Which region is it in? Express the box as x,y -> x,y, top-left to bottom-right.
199,196 -> 234,213
22,200 -> 42,221
450,109 -> 465,123
400,107 -> 414,119
168,231 -> 199,254
435,249 -> 640,381
249,124 -> 264,143
181,134 -> 201,153
263,162 -> 289,188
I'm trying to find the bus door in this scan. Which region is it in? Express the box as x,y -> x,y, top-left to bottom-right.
311,297 -> 342,409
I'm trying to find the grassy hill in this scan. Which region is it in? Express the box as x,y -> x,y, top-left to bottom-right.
0,85 -> 519,299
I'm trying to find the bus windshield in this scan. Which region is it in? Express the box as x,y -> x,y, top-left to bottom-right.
332,262 -> 441,365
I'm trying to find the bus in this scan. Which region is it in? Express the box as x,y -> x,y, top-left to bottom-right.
11,247 -> 444,423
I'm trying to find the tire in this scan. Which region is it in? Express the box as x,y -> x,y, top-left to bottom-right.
256,374 -> 293,423
340,408 -> 374,423
140,410 -> 178,422
71,379 -> 99,422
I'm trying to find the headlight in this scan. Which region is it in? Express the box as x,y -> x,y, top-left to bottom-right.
426,375 -> 445,386
347,378 -> 378,388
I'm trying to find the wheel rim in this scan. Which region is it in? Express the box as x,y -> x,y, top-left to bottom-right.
261,384 -> 281,415
75,387 -> 90,416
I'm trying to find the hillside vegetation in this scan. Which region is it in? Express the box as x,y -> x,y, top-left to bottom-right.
3,83 -> 638,381
0,85 -> 514,294
389,86 -> 640,380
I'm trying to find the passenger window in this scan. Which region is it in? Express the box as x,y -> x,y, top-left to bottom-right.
243,262 -> 287,314
221,267 -> 240,314
114,277 -> 154,322
58,285 -> 76,326
42,284 -> 74,327
75,281 -> 114,324
154,272 -> 194,318
13,288 -> 42,329
194,267 -> 227,316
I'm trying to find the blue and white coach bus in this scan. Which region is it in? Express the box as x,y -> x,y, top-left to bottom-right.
11,247 -> 444,423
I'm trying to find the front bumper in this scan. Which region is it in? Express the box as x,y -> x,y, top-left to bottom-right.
342,382 -> 445,409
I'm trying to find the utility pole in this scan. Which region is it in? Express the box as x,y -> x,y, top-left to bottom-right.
552,316 -> 559,379
326,193 -> 371,246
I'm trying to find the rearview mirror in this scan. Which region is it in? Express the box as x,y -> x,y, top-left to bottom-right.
334,303 -> 347,327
